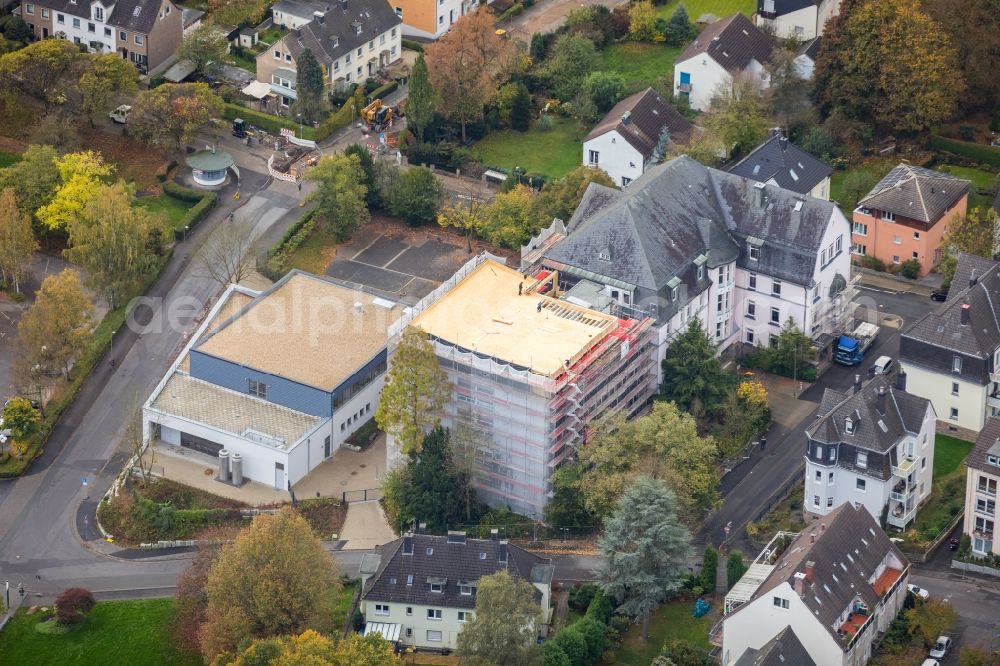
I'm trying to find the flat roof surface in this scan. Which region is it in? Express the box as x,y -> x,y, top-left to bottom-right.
186,150 -> 235,171
410,260 -> 618,378
179,289 -> 256,374
151,372 -> 323,449
196,271 -> 403,391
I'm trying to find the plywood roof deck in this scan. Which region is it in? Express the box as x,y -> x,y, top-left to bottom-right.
196,272 -> 403,391
411,260 -> 619,378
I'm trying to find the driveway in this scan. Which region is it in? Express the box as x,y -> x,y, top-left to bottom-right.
338,501 -> 396,550
503,0 -> 628,40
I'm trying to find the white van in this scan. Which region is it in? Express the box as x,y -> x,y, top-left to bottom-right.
873,356 -> 894,375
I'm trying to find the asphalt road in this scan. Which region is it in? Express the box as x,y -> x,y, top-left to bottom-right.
910,570 -> 1000,659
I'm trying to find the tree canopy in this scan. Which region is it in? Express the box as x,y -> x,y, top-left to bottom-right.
531,165 -> 615,229
129,83 -> 224,153
16,269 -> 94,379
0,188 -> 38,294
217,630 -> 399,666
405,54 -> 436,142
0,144 -> 59,224
78,54 -> 137,126
540,35 -> 600,101
939,207 -> 997,286
383,166 -> 442,227
179,23 -> 230,78
660,319 -> 733,420
455,571 -> 542,666
305,153 -> 370,241
35,150 -> 114,232
598,476 -> 692,640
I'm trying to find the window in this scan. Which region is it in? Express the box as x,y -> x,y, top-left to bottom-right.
427,630 -> 443,642
836,235 -> 843,253
134,34 -> 143,44
88,21 -> 95,32
828,448 -> 836,462
829,472 -> 835,484
953,356 -> 963,372
57,13 -> 64,22
989,455 -> 1000,467
771,279 -> 781,296
976,498 -> 996,516
406,606 -> 412,615
285,53 -> 291,62
749,245 -> 760,261
892,235 -> 902,245
745,329 -> 755,344
430,583 -> 443,593
439,14 -> 444,23
856,477 -> 866,491
813,494 -> 820,507
94,6 -> 102,19
427,609 -> 442,620
120,30 -> 126,40
914,231 -> 921,240
274,50 -> 281,59
356,47 -> 362,56
951,407 -> 959,420
104,27 -> 111,36
852,222 -> 868,236
25,3 -> 33,14
856,451 -> 867,468
392,27 -> 397,36
952,382 -> 959,396
852,243 -> 867,256
458,611 -> 472,622
892,255 -> 900,264
248,379 -> 267,398
772,596 -> 789,609
746,300 -> 756,319
815,470 -> 822,483
394,6 -> 402,17
73,17 -> 81,27
405,628 -> 412,638
979,476 -> 998,495
882,211 -> 896,221
407,575 -> 413,586
748,273 -> 757,290
41,8 -> 48,17
974,516 -> 994,535
922,457 -> 926,469
621,176 -> 631,187
381,34 -> 386,44
368,40 -> 374,50
912,251 -> 919,260
588,150 -> 599,165
770,307 -> 780,325
827,497 -> 834,507
374,604 -> 389,615
459,584 -> 473,595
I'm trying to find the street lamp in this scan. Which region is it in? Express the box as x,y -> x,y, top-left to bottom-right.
297,113 -> 303,140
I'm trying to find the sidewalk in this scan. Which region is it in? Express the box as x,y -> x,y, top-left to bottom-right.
338,501 -> 396,550
503,0 -> 628,39
856,267 -> 939,296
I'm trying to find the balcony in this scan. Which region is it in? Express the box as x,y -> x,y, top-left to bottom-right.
677,82 -> 692,93
890,479 -> 916,502
887,501 -> 917,528
989,387 -> 1000,410
891,456 -> 917,479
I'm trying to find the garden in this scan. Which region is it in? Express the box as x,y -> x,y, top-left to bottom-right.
898,434 -> 972,553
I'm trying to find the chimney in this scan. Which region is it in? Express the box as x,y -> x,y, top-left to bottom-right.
447,530 -> 467,544
793,571 -> 807,597
876,385 -> 887,415
961,302 -> 971,326
853,374 -> 861,394
317,12 -> 325,24
621,110 -> 631,124
895,370 -> 907,391
294,27 -> 301,38
970,269 -> 978,288
417,522 -> 427,534
403,534 -> 413,555
498,541 -> 508,565
490,528 -> 499,541
804,560 -> 816,583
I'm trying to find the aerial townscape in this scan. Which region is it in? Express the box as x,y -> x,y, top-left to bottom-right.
2,0 -> 1000,663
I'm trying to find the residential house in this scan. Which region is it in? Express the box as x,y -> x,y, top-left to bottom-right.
899,253 -> 1000,438
181,7 -> 203,35
390,0 -> 481,39
728,131 -> 833,200
21,0 -> 182,74
531,155 -> 854,384
143,271 -> 404,491
673,13 -> 774,111
386,255 -> 657,518
255,0 -> 401,111
272,0 -> 328,29
732,626 -> 817,666
582,87 -> 693,188
716,503 -> 911,666
754,0 -> 841,40
359,532 -> 554,650
964,417 -> 1000,558
850,163 -> 969,276
793,37 -> 820,80
804,375 -> 936,530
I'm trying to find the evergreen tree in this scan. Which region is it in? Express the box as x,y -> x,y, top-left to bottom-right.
660,319 -> 732,419
598,476 -> 692,640
296,48 -> 324,98
700,545 -> 718,592
663,4 -> 694,46
509,81 -> 532,131
344,143 -> 380,207
726,551 -> 748,590
406,54 -> 436,142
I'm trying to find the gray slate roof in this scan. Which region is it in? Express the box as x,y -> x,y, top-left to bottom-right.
757,0 -> 819,15
677,12 -> 774,73
808,377 -> 930,453
727,502 -> 909,649
280,0 -> 400,67
584,87 -> 693,155
733,626 -> 817,666
544,155 -> 842,320
273,0 -> 328,20
182,7 -> 203,28
728,133 -> 832,195
32,0 -> 168,33
360,534 -> 553,609
858,163 -> 969,224
968,417 -> 1000,473
904,254 -> 1000,358
798,36 -> 821,60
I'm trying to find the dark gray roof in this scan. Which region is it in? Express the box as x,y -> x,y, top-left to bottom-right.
757,0 -> 819,15
31,0 -> 169,33
728,503 -> 909,649
273,0 -> 327,19
798,36 -> 821,60
280,0 -> 400,67
733,626 -> 816,666
182,7 -> 203,28
360,534 -> 552,609
968,417 -> 1000,473
728,134 -> 832,195
808,377 -> 930,453
858,163 -> 969,224
677,13 -> 774,74
584,87 -> 693,155
544,155 -> 842,313
903,255 -> 1000,358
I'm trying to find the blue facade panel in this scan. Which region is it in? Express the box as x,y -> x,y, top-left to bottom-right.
189,350 -> 332,417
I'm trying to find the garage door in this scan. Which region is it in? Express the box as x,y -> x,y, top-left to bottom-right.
180,431 -> 224,457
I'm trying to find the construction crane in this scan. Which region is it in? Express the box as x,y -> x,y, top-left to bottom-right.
360,99 -> 394,133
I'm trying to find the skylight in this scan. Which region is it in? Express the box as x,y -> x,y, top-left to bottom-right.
133,6 -> 141,16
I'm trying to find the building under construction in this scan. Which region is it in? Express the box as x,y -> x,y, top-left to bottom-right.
387,254 -> 656,518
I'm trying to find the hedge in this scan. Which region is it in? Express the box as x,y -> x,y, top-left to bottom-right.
930,135 -> 1000,168
222,103 -> 317,140
315,97 -> 358,141
366,80 -> 398,104
173,191 -> 217,240
497,2 -> 524,21
162,179 -> 207,203
401,38 -> 424,52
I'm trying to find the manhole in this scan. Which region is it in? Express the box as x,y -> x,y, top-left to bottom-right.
350,471 -> 358,476
359,464 -> 367,468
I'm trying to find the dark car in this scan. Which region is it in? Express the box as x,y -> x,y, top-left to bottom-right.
930,289 -> 948,302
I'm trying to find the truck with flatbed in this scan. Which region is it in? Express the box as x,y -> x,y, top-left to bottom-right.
834,322 -> 879,366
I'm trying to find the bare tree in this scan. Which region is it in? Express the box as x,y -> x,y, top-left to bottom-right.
121,394 -> 154,479
193,214 -> 259,287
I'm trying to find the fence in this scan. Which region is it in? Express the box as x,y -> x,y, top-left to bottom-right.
343,488 -> 382,503
900,512 -> 962,564
451,523 -> 599,541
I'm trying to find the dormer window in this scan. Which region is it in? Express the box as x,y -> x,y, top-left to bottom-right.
844,417 -> 854,435
856,451 -> 867,468
697,265 -> 704,280
749,246 -> 760,261
598,250 -> 611,262
93,6 -> 103,20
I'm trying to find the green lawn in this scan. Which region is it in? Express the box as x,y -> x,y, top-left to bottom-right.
654,0 -> 756,21
935,164 -> 999,210
934,433 -> 974,478
0,150 -> 21,168
611,598 -> 714,665
136,193 -> 193,232
473,116 -> 585,180
0,599 -> 202,666
333,579 -> 360,629
284,222 -> 339,275
600,42 -> 682,93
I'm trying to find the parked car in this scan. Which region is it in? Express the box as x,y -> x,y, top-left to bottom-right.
873,356 -> 895,375
922,660 -> 940,666
907,584 -> 930,600
930,289 -> 948,302
3,397 -> 41,410
929,636 -> 953,659
949,537 -> 960,551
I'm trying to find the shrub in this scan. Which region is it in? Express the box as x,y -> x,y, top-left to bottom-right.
574,618 -> 607,665
900,258 -> 921,279
367,80 -> 399,103
315,97 -> 358,141
568,582 -> 599,612
543,641 -> 572,666
930,135 -> 1000,168
162,180 -> 206,202
855,254 -> 887,272
221,104 -> 317,140
172,191 -> 217,240
401,38 -> 424,52
584,589 -> 614,624
54,588 -> 96,625
726,551 -> 748,590
701,545 -> 718,592
959,125 -> 977,141
550,627 -> 587,665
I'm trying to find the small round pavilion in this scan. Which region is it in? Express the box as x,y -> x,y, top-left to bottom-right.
186,149 -> 235,187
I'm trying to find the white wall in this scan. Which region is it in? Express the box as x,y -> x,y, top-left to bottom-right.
760,5 -> 818,40
582,131 -> 645,188
794,54 -> 815,81
361,599 -> 467,649
899,361 -> 988,433
51,3 -> 117,53
674,56 -> 729,112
